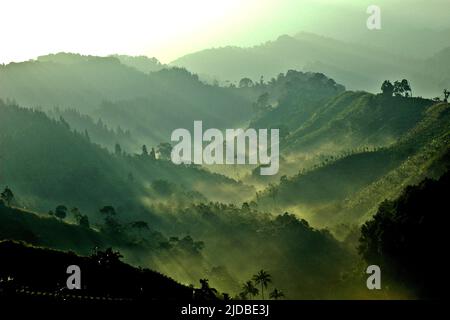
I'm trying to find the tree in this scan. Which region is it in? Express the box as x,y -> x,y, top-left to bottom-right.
130,221 -> 149,230
91,248 -> 123,268
381,80 -> 394,96
198,279 -> 218,300
149,147 -> 156,160
55,205 -> 67,220
359,171 -> 450,299
252,270 -> 271,300
130,221 -> 149,237
393,79 -> 412,97
444,89 -> 449,103
1,186 -> 14,206
72,207 -> 89,228
267,183 -> 278,207
71,207 -> 81,217
239,77 -> 253,88
78,215 -> 90,228
141,144 -> 148,156
100,205 -> 116,216
84,129 -> 91,142
103,216 -> 122,235
269,288 -> 285,300
152,179 -> 174,196
253,92 -> 270,112
400,79 -> 412,97
114,143 -> 122,156
157,142 -> 172,160
241,281 -> 259,300
393,80 -> 404,97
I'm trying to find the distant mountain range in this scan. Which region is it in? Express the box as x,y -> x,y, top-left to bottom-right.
171,32 -> 450,97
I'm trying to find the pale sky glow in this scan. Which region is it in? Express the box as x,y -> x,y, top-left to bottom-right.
0,0 -> 281,64
1,0 -> 448,64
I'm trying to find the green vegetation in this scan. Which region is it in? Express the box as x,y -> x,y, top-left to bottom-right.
1,46 -> 449,300
359,170 -> 450,299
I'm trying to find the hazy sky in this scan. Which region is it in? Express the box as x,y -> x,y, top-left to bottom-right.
1,0 -> 449,64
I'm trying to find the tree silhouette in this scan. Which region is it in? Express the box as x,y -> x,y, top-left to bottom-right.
91,247 -> 123,268
241,280 -> 259,300
78,215 -> 90,228
72,207 -> 89,228
393,80 -> 404,97
253,92 -> 270,112
381,80 -> 394,96
100,206 -> 120,234
84,129 -> 90,142
0,187 -> 14,206
99,205 -> 116,216
269,288 -> 285,300
130,221 -> 149,237
141,144 -> 148,156
267,183 -> 278,207
149,147 -> 156,160
157,142 -> 172,160
400,79 -> 412,97
239,78 -> 253,88
54,205 -> 67,220
252,270 -> 271,300
130,221 -> 149,230
198,279 -> 218,300
114,143 -> 122,156
444,89 -> 449,102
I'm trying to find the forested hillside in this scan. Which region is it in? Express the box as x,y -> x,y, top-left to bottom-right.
256,98 -> 450,227
0,100 -> 254,213
0,53 -> 255,149
359,170 -> 450,299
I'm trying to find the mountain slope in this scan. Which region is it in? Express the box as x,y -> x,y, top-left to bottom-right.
359,169 -> 450,299
283,93 -> 434,155
0,53 -> 254,147
172,32 -> 447,96
0,240 -> 193,301
111,54 -> 165,73
0,100 -> 254,213
256,100 -> 450,226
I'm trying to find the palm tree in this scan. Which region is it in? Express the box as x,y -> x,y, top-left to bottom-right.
269,288 -> 285,300
252,270 -> 271,300
241,281 -> 259,300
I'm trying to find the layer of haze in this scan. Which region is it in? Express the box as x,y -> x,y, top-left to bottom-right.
1,0 -> 449,64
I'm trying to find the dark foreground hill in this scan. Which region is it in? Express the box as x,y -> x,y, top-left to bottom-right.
0,240 -> 194,302
359,170 -> 450,299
